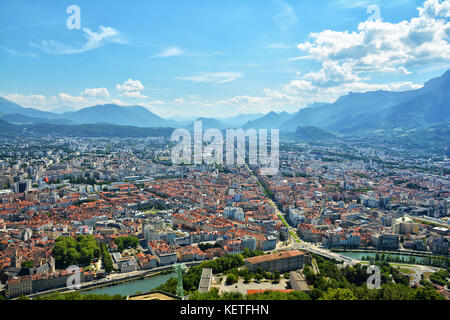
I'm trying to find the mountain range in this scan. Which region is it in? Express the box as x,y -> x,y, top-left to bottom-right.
0,120 -> 173,138
61,104 -> 178,128
281,70 -> 450,133
1,70 -> 449,136
0,97 -> 65,120
243,111 -> 293,130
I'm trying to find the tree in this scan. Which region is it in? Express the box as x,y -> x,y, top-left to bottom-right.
263,271 -> 272,280
309,288 -> 324,300
320,288 -> 357,300
429,270 -> 449,287
238,267 -> 249,277
113,236 -> 139,253
222,291 -> 244,300
241,248 -> 264,258
247,290 -> 311,300
0,269 -> 8,285
226,273 -> 238,285
254,274 -> 263,282
21,260 -> 33,268
189,288 -> 221,300
413,287 -> 445,300
34,292 -> 124,300
273,271 -> 280,283
377,283 -> 413,300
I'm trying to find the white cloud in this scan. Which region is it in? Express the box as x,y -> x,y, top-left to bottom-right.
267,43 -> 290,49
302,61 -> 362,87
148,100 -> 165,105
53,93 -> 86,105
30,25 -> 124,55
296,0 -> 450,83
116,79 -> 144,92
116,79 -> 147,98
175,72 -> 243,84
288,55 -> 314,61
173,97 -> 185,104
331,0 -> 413,9
3,93 -> 47,108
2,91 -> 120,111
121,91 -> 148,99
151,46 -> 184,58
2,93 -> 90,111
110,99 -> 127,106
81,88 -> 110,98
172,95 -> 200,104
138,100 -> 166,112
1,46 -> 37,58
418,0 -> 450,18
273,0 -> 298,33
395,66 -> 412,75
283,80 -> 315,94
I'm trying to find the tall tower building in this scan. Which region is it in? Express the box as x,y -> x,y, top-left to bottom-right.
12,248 -> 21,268
49,256 -> 56,273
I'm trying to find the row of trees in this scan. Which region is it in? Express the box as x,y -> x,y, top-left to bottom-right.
363,252 -> 450,268
101,243 -> 114,273
189,288 -> 311,300
197,242 -> 222,251
30,292 -> 124,300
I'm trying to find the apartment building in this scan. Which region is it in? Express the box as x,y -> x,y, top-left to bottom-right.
245,250 -> 305,273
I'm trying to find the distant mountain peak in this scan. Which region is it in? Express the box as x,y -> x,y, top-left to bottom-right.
423,69 -> 450,90
242,110 -> 294,129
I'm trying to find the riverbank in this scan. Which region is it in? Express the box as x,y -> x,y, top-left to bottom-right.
331,248 -> 446,259
21,269 -> 167,299
337,250 -> 448,268
80,271 -> 177,296
22,261 -> 202,299
78,270 -> 172,294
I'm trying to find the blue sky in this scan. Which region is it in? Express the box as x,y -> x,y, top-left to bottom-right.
0,0 -> 449,118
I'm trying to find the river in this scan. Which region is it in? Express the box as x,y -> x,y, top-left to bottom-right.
81,272 -> 176,296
